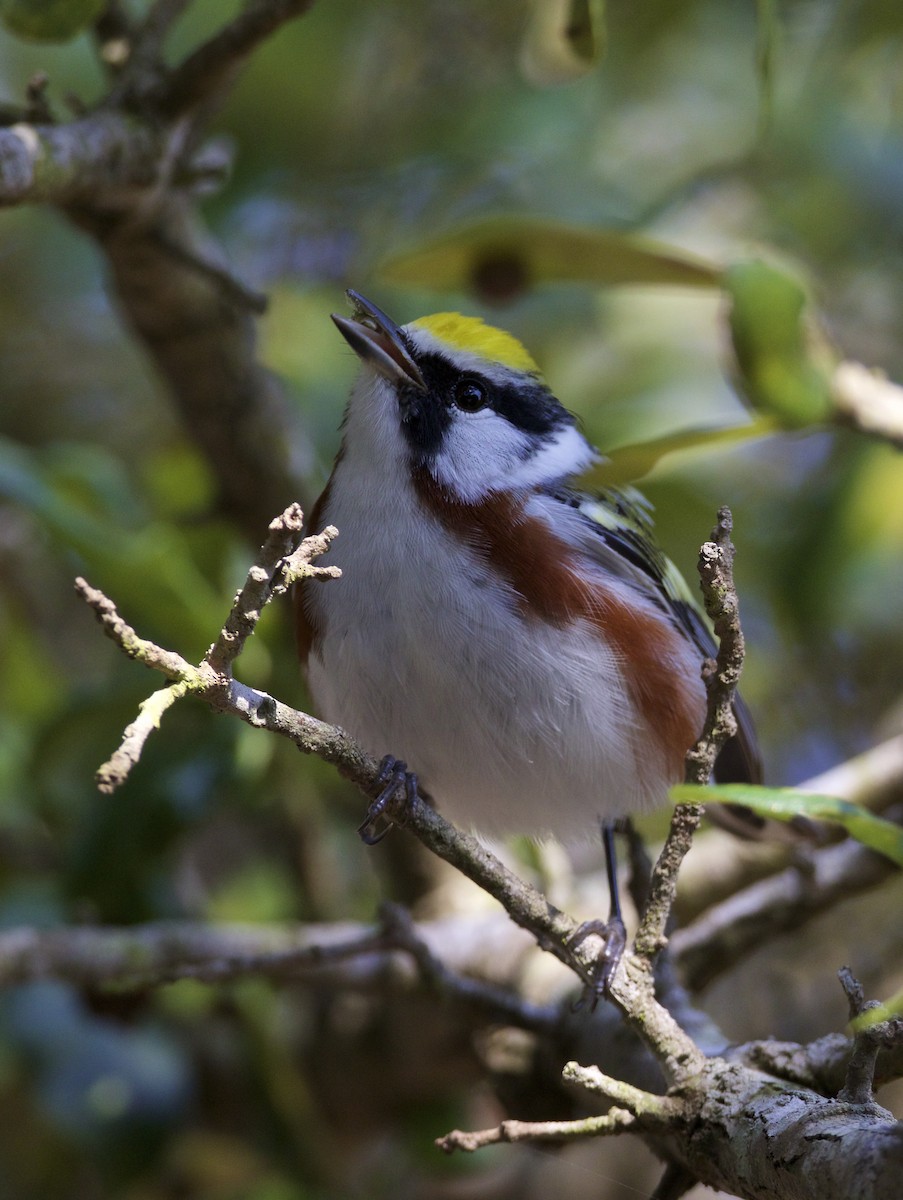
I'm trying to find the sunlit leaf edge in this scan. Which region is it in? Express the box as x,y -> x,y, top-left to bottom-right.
579,416 -> 778,487
850,985 -> 903,1032
672,783 -> 903,868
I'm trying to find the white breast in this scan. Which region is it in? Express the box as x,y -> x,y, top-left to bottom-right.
303,401 -> 679,842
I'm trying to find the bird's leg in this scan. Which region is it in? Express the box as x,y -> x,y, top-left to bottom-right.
358,755 -> 419,845
568,819 -> 628,1005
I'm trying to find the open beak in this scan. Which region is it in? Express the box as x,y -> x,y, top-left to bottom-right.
331,290 -> 426,390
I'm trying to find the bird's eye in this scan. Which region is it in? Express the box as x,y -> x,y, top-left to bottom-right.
453,378 -> 487,413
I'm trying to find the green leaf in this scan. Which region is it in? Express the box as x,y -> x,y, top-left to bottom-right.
579,417 -> 776,487
380,217 -> 721,301
850,985 -> 903,1031
724,258 -> 835,427
673,783 -> 903,867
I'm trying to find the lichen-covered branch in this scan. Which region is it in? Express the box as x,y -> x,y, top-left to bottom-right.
204,503 -> 339,674
0,113 -> 160,207
77,504 -> 341,792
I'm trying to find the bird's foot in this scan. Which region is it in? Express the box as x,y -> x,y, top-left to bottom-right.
567,915 -> 627,1009
358,755 -> 419,845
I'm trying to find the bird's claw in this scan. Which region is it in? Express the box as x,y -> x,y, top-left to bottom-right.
568,915 -> 627,1010
358,755 -> 419,845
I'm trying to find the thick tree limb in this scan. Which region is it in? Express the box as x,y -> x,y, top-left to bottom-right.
0,113 -> 160,207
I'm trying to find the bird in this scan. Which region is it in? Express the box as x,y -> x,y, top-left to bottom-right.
295,290 -> 761,947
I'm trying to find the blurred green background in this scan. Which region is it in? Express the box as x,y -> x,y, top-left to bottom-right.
1,1 -> 902,1197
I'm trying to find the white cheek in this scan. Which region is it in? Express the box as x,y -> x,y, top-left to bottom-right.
431,412 -> 531,501
432,416 -> 595,500
504,424 -> 596,489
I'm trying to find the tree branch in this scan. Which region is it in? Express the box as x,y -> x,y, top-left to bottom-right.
0,912 -> 540,1001
437,1110 -> 637,1154
70,505 -> 903,1198
672,808 -> 903,992
832,360 -> 903,449
634,506 -> 744,963
1,2 -> 318,541
152,0 -> 317,119
0,113 -> 160,207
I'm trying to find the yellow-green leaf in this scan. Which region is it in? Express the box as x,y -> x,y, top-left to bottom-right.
724,258 -> 835,427
850,986 -> 903,1032
673,783 -> 903,867
579,417 -> 776,487
381,218 -> 721,302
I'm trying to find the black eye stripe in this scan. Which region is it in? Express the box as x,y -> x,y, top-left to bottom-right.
418,354 -> 572,427
396,349 -> 575,460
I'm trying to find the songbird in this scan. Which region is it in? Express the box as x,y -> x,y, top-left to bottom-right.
295,291 -> 760,921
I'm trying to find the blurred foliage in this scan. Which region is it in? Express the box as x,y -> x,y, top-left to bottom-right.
0,0 -> 105,43
1,0 -> 903,1197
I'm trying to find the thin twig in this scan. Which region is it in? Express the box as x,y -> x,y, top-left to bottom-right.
96,680 -> 192,793
205,503 -> 338,673
150,230 -> 269,314
675,733 -> 903,926
437,1110 -> 636,1154
75,577 -> 195,680
562,1061 -> 685,1119
634,507 -> 744,963
837,967 -> 903,1108
76,504 -> 340,791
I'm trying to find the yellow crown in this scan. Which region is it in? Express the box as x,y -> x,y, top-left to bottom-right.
411,312 -> 540,375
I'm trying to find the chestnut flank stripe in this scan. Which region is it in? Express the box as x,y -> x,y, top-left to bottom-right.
413,470 -> 700,777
